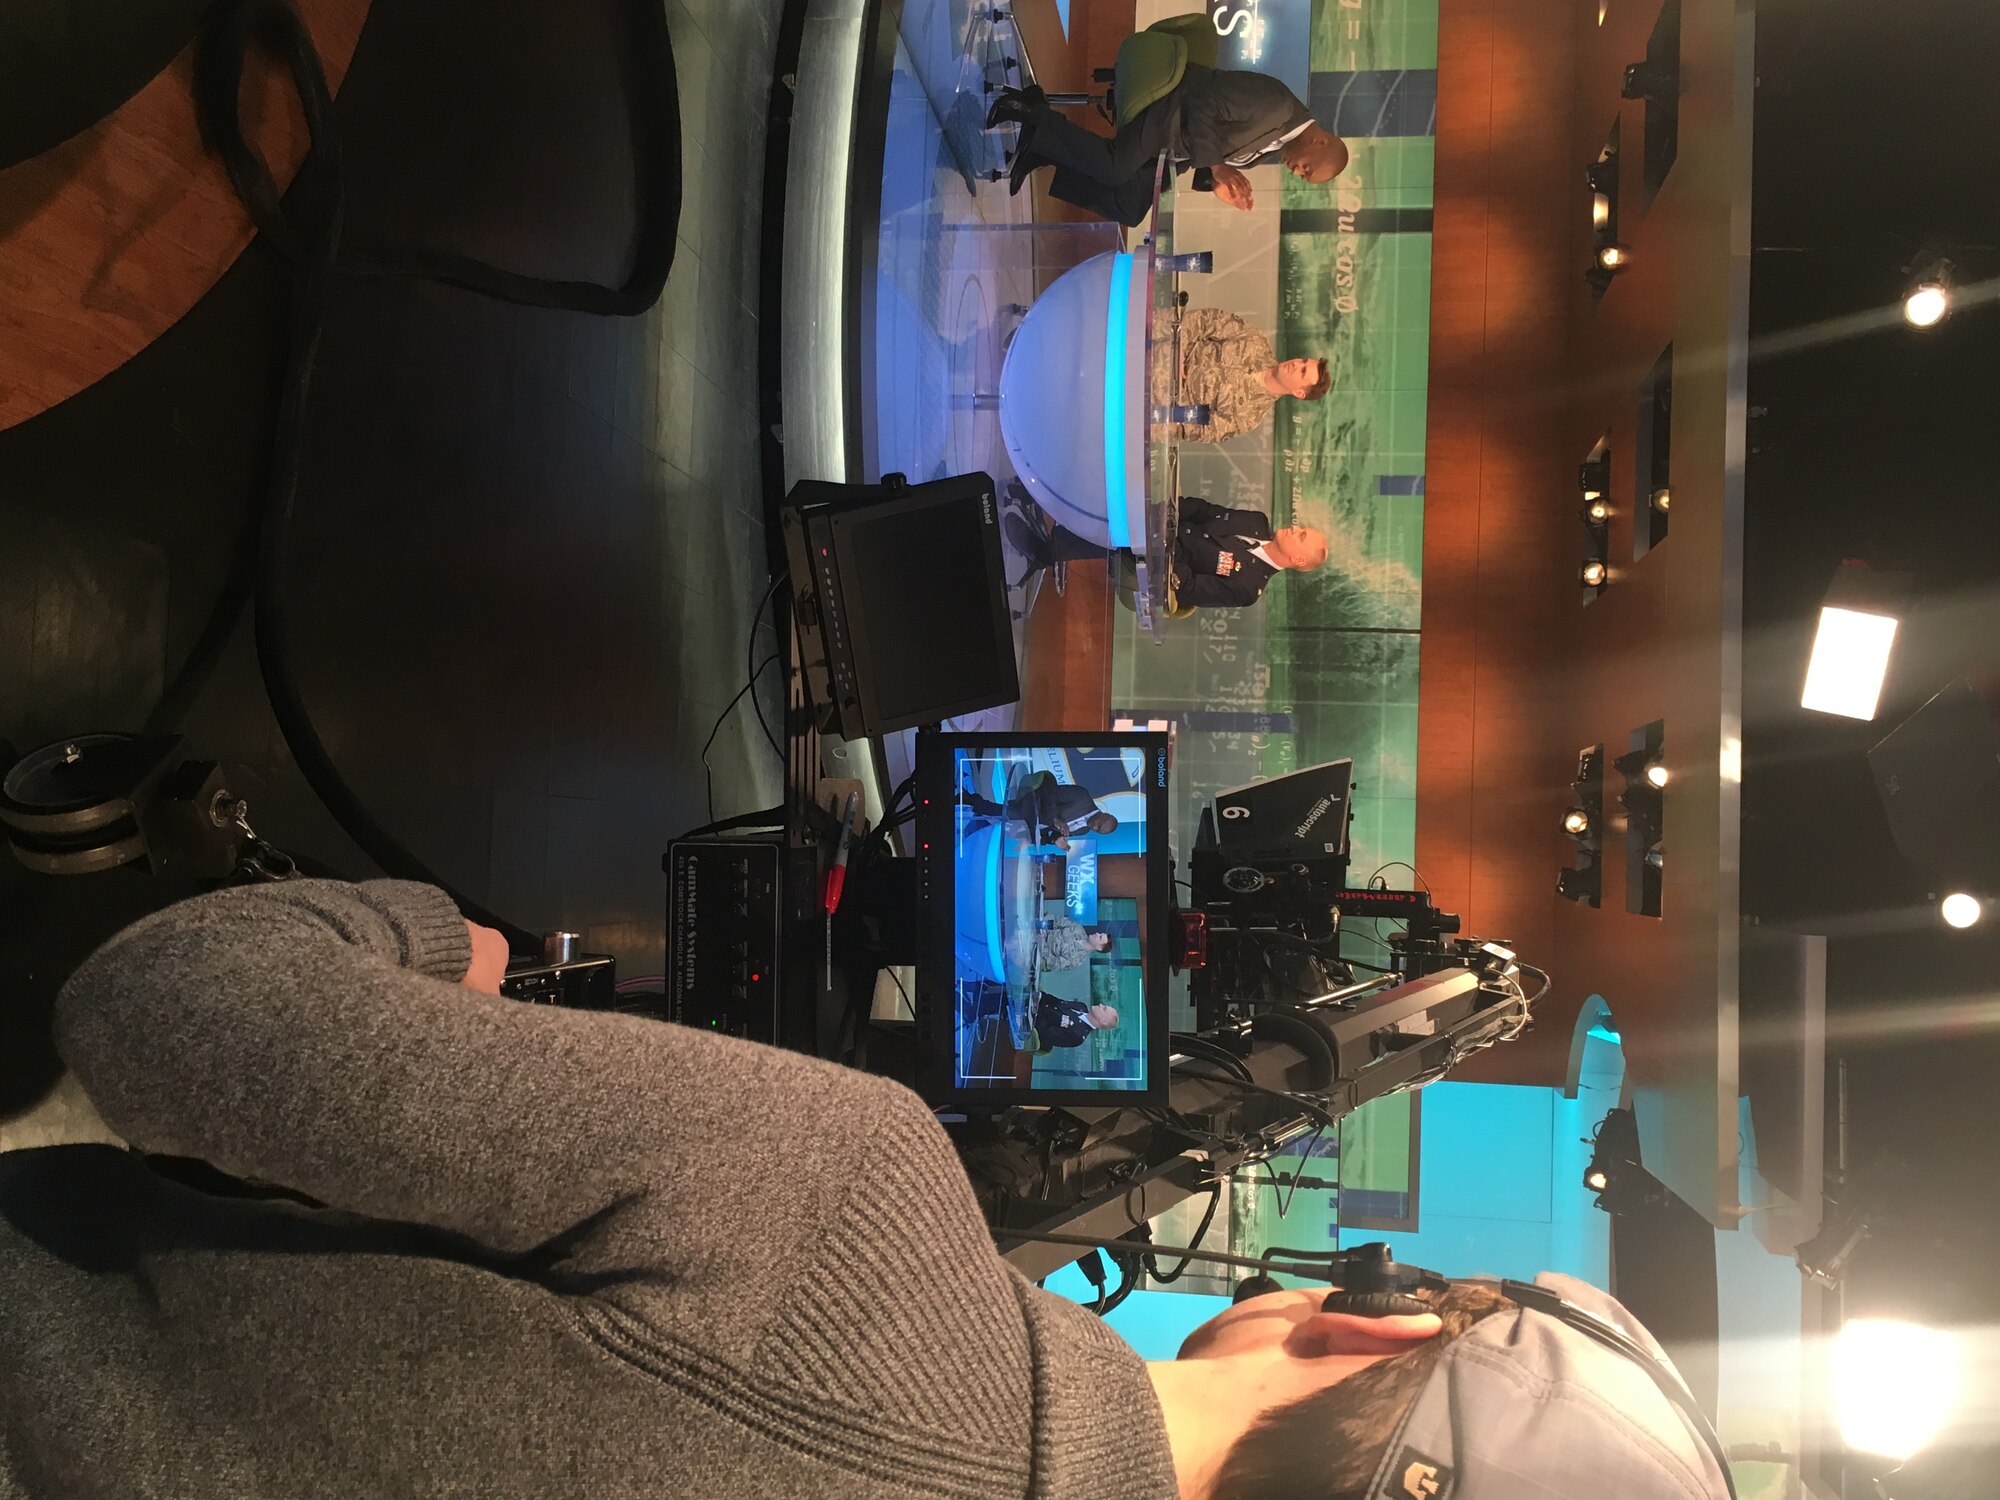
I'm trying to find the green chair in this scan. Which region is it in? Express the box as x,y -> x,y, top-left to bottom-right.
1044,15 -> 1221,132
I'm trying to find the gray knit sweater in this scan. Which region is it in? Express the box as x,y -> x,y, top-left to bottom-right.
0,880 -> 1178,1499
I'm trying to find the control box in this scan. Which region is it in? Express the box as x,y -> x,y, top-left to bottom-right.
665,838 -> 784,1043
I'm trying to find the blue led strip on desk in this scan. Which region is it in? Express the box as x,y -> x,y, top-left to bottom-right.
1103,251 -> 1133,552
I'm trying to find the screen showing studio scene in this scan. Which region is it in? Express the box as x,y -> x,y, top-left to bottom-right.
946,744 -> 1153,1095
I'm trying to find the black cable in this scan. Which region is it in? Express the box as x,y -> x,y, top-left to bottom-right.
1145,1181 -> 1221,1283
704,655 -> 779,829
746,573 -> 787,764
1170,1063 -> 1339,1131
1279,1122 -> 1327,1219
1170,1031 -> 1253,1083
150,0 -> 683,953
885,966 -> 916,1020
1368,861 -> 1430,893
1098,1248 -> 1143,1315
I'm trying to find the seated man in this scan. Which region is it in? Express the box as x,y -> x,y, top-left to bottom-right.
987,70 -> 1349,227
5,881 -> 1735,1498
1007,494 -> 1328,609
1033,994 -> 1120,1050
965,771 -> 1117,852
1033,916 -> 1114,973
1155,307 -> 1330,445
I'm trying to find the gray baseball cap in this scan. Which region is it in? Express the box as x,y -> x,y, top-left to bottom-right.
1363,1273 -> 1733,1500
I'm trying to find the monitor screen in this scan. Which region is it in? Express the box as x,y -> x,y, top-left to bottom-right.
916,731 -> 1172,1107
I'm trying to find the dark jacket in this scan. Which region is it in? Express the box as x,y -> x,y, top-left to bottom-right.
1172,495 -> 1280,608
4,881 -> 1178,1499
1032,777 -> 1105,839
1175,65 -> 1316,178
1033,994 -> 1098,1050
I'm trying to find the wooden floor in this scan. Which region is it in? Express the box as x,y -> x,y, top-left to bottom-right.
0,0 -> 787,1123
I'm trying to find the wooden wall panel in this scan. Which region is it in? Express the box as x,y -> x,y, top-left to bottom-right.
1417,0 -> 1581,1085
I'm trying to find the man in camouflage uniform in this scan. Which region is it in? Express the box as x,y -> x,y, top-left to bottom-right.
1033,916 -> 1113,973
1153,307 -> 1330,444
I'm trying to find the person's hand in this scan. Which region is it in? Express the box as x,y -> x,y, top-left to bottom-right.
1212,165 -> 1254,211
1054,835 -> 1071,852
462,920 -> 510,995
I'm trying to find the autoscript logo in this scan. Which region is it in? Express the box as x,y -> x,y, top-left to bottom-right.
1402,1463 -> 1440,1500
1293,794 -> 1334,839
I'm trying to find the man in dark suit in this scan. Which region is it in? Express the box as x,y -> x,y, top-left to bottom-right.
1006,495 -> 1328,609
1032,995 -> 1120,1051
986,69 -> 1348,227
965,771 -> 1117,850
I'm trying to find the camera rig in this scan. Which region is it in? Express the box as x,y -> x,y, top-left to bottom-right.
961,795 -> 1546,1282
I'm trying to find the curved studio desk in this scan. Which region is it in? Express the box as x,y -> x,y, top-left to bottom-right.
996,161 -> 1209,638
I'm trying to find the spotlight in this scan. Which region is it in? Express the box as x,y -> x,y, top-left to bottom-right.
1591,192 -> 1611,228
1596,242 -> 1630,271
1831,1319 -> 1963,1461
1903,282 -> 1950,328
1802,611 -> 1899,720
1621,60 -> 1675,102
1940,892 -> 1983,929
1557,863 -> 1601,905
1583,497 -> 1611,525
1583,1166 -> 1610,1193
1902,260 -> 1955,329
1801,562 -> 1905,721
1581,559 -> 1608,589
1650,487 -> 1671,513
1563,808 -> 1593,838
1645,763 -> 1669,788
1578,455 -> 1611,496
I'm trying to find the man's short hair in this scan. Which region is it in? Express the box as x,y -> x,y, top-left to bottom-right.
1292,528 -> 1330,571
1209,1282 -> 1515,1500
1303,359 -> 1332,400
1089,811 -> 1120,832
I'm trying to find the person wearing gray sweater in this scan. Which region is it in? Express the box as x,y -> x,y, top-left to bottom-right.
0,880 -> 1727,1500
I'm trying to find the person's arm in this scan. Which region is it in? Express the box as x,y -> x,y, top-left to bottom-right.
1177,494 -> 1226,529
56,880 -> 935,1324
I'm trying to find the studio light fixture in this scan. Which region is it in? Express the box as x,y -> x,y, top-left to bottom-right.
1596,242 -> 1631,271
1621,59 -> 1675,103
1578,454 -> 1611,497
1557,861 -> 1601,905
1583,1166 -> 1610,1193
1831,1319 -> 1964,1462
1583,497 -> 1611,525
1581,559 -> 1608,589
1902,260 -> 1955,328
1591,192 -> 1611,228
1940,892 -> 1983,929
1645,762 -> 1670,788
1585,159 -> 1617,196
1650,486 -> 1671,513
1801,562 -> 1907,721
1563,808 -> 1593,838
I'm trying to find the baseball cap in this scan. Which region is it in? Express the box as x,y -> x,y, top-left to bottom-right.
1364,1273 -> 1734,1500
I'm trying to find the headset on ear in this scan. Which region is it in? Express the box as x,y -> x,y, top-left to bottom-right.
994,1227 -> 1735,1500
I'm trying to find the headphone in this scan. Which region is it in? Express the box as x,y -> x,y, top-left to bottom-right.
997,1228 -> 1736,1499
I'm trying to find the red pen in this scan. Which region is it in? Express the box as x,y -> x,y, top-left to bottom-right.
822,792 -> 859,913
